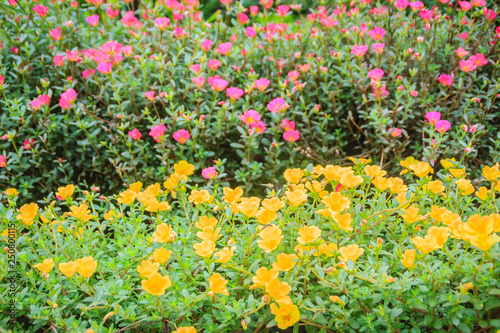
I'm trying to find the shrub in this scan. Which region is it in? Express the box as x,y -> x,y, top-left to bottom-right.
2,158 -> 500,332
0,0 -> 499,199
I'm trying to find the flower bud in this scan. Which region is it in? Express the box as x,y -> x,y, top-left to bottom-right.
241,319 -> 248,330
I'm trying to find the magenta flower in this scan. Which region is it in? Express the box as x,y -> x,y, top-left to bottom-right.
155,17 -> 170,30
470,54 -> 487,66
484,9 -> 497,21
149,124 -> 167,143
33,4 -> 49,17
201,39 -> 213,52
283,129 -> 300,142
106,7 -> 119,19
226,87 -> 244,100
30,100 -> 43,110
410,91 -> 418,97
372,84 -> 389,99
249,6 -> 259,16
425,111 -> 441,124
368,68 -> 384,82
277,5 -> 290,17
389,128 -> 402,137
145,91 -> 155,101
254,78 -> 270,91
54,55 -> 65,66
50,27 -> 62,41
82,69 -> 95,78
409,1 -> 424,11
38,95 -> 51,105
86,15 -> 99,27
372,43 -> 385,54
239,110 -> 261,125
245,26 -> 257,38
189,64 -> 202,74
435,120 -> 451,133
419,10 -> 435,22
207,59 -> 221,71
394,0 -> 409,10
268,97 -> 289,113
369,27 -> 386,41
455,47 -> 469,58
202,167 -> 218,179
59,88 -> 77,109
237,13 -> 249,24
173,129 -> 190,144
121,11 -> 138,27
66,50 -> 81,62
251,121 -> 267,134
211,78 -> 229,91
0,155 -> 6,168
280,119 -> 295,131
260,0 -> 273,9
216,42 -> 232,55
351,45 -> 368,57
459,60 -> 476,72
128,129 -> 142,140
23,139 -> 35,150
97,62 -> 113,74
192,76 -> 205,87
438,74 -> 453,86
458,1 -> 472,11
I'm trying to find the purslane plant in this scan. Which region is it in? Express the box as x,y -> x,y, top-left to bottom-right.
2,158 -> 500,332
1,0 -> 499,199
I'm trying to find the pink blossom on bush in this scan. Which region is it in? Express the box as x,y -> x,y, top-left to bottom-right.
239,110 -> 261,124
419,10 -> 435,22
351,45 -> 368,57
38,95 -> 51,105
484,10 -> 497,21
106,7 -> 119,19
50,27 -> 62,41
459,59 -> 476,72
149,124 -> 167,143
173,129 -> 190,144
251,121 -> 267,134
97,62 -> 113,74
128,129 -> 142,140
277,5 -> 290,17
394,0 -> 409,10
458,1 -> 473,11
23,139 -> 35,149
207,59 -> 221,71
409,1 -> 423,11
389,128 -> 402,137
254,78 -> 270,91
260,0 -> 273,9
368,68 -> 384,82
0,155 -> 5,167
33,5 -> 49,17
470,54 -> 487,66
202,166 -> 218,179
155,17 -> 170,30
249,6 -> 259,16
192,76 -> 205,87
211,78 -> 229,91
280,119 -> 295,131
216,42 -> 232,55
245,27 -> 257,38
435,120 -> 451,133
369,27 -> 386,41
86,15 -> 99,27
226,87 -> 244,100
145,91 -> 155,101
438,74 -> 453,86
372,43 -> 385,54
237,13 -> 249,25
425,111 -> 441,124
30,99 -> 43,110
455,47 -> 469,58
201,39 -> 213,51
189,64 -> 202,74
268,97 -> 289,113
54,55 -> 65,66
121,11 -> 138,27
283,129 -> 300,142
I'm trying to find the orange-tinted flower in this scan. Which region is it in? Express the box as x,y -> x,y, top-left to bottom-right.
34,258 -> 54,274
222,187 -> 244,203
285,189 -> 308,207
372,177 -> 390,191
58,261 -> 77,278
195,216 -> 218,229
272,253 -> 298,272
333,213 -> 353,231
137,260 -> 160,278
427,226 -> 449,247
152,223 -> 176,243
238,197 -> 261,217
174,160 -> 195,176
427,180 -> 445,194
482,165 -> 500,181
69,204 -> 94,222
188,189 -> 211,204
56,184 -> 76,200
455,178 -> 474,195
257,225 -> 283,253
265,277 -> 291,301
412,235 -> 439,254
214,246 -> 235,263
318,241 -> 337,257
209,273 -> 229,296
197,226 -> 222,242
251,267 -> 279,289
117,190 -> 136,204
104,210 -> 122,220
364,165 -> 387,178
262,197 -> 285,212
173,327 -> 197,333
142,272 -> 172,295
400,206 -> 424,224
283,168 -> 303,184
388,177 -> 408,193
321,192 -> 350,212
256,209 -> 279,224
275,304 -> 300,330
297,226 -> 321,244
17,203 -> 39,225
409,161 -> 433,177
449,168 -> 466,178
475,187 -> 490,201
75,256 -> 98,278
151,247 -> 172,264
129,181 -> 143,193
340,171 -> 364,188
338,244 -> 364,263
193,240 -> 216,257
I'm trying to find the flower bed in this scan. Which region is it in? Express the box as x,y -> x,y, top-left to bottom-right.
2,158 -> 500,332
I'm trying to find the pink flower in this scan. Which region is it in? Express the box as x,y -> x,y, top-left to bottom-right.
58,88 -> 77,109
189,64 -> 202,74
250,6 -> 259,16
368,68 -> 384,82
484,9 -> 497,21
145,91 -> 155,101
50,27 -> 62,41
245,26 -> 257,38
33,4 -> 49,17
435,120 -> 451,133
455,47 -> 469,58
351,45 -> 368,57
202,166 -> 218,179
254,78 -> 270,91
0,75 -> 3,86
207,59 -> 221,71
321,17 -> 338,28
460,59 -> 476,72
458,32 -> 468,40
425,111 -> 441,124
86,15 -> 99,27
97,62 -> 113,74
288,71 -> 300,81
121,11 -> 138,27
268,97 -> 289,113
173,27 -> 184,38
438,74 -> 453,86
372,43 -> 385,54
211,78 -> 229,91
82,69 -> 96,78
192,76 -> 205,87
394,0 -> 409,10
238,13 -> 249,24
298,64 -> 310,73
221,0 -> 232,4
369,27 -> 386,41
470,53 -> 487,66
30,100 -> 43,110
277,5 -> 290,17
128,129 -> 142,140
372,84 -> 389,99
389,128 -> 402,137
201,39 -> 213,52
149,124 -> 167,143
66,51 -> 81,62
251,121 -> 267,134
155,17 -> 170,30
173,129 -> 190,144
239,110 -> 261,124
410,90 -> 418,97
473,0 -> 486,5
38,95 -> 51,105
0,155 -> 5,167
106,7 -> 119,19
54,55 -> 65,66
419,10 -> 435,22
226,87 -> 244,100
458,1 -> 472,11
216,42 -> 232,55
280,119 -> 295,131
283,129 -> 300,142
409,1 -> 424,10
260,0 -> 273,9
23,139 -> 35,150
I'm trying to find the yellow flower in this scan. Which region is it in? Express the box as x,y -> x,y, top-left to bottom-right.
322,165 -> 346,181
222,187 -> 244,203
173,327 -> 197,333
251,267 -> 279,289
340,171 -> 364,188
141,272 -> 172,296
400,206 -> 424,224
68,204 -> 94,222
129,181 -> 143,193
400,156 -> 419,170
265,277 -> 291,301
196,226 -> 222,242
55,184 -> 76,200
388,177 -> 408,193
256,209 -> 279,224
188,189 -> 211,204
408,162 -> 433,178
209,273 -> 229,296
104,210 -> 122,221
257,225 -> 283,253
151,248 -> 172,264
491,214 -> 500,233
58,261 -> 77,278
238,197 -> 261,217
285,189 -> 308,207
117,190 -> 136,204
311,165 -> 324,178
193,240 -> 216,258
297,226 -> 321,244
321,192 -> 350,212
427,180 -> 445,194
163,173 -> 187,192
34,258 -> 54,274
429,206 -> 447,222
338,244 -> 364,263
214,247 -> 235,263
333,213 -> 353,232
152,223 -> 176,243
401,249 -> 416,268
455,178 -> 474,195
305,180 -> 325,195
475,187 -> 490,201
261,197 -> 285,212
372,177 -> 390,191
440,158 -> 456,169
145,183 -> 162,196
272,253 -> 298,272
427,226 -> 449,247
364,165 -> 387,178
195,216 -> 218,229
283,168 -> 304,184
275,304 -> 300,330
441,210 -> 461,225
17,203 -> 39,225
174,160 -> 195,176
449,168 -> 466,178
482,165 -> 500,181
348,157 -> 371,166
75,256 -> 98,278
4,188 -> 19,196
318,241 -> 337,257
137,260 -> 160,279
412,235 -> 439,254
